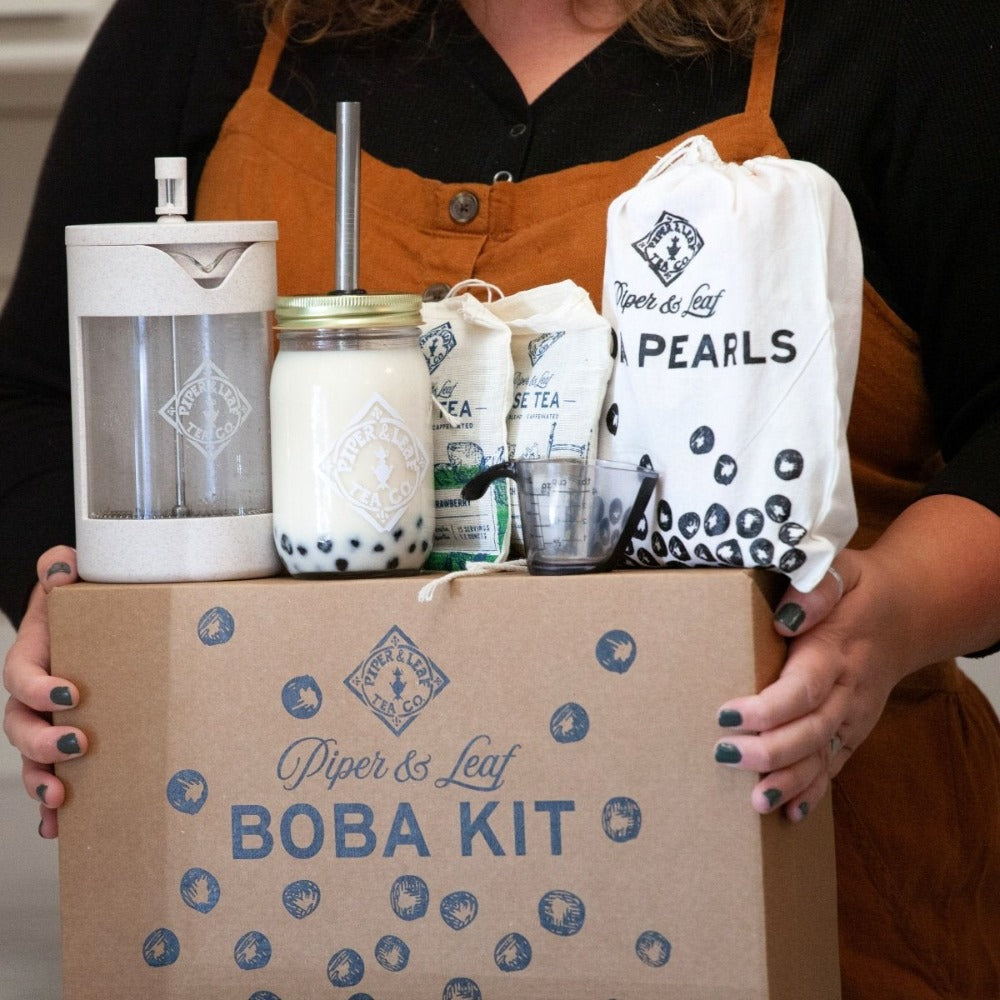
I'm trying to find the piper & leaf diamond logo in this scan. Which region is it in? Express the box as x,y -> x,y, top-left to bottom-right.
158,359 -> 252,459
318,395 -> 430,533
632,210 -> 704,288
345,626 -> 449,736
528,330 -> 565,366
419,321 -> 457,374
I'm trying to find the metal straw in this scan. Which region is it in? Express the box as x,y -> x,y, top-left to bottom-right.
335,101 -> 361,293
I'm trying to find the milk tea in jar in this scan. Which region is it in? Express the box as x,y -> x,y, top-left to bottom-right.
271,294 -> 434,575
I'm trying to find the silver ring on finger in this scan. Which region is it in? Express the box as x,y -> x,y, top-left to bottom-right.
826,564 -> 845,601
829,733 -> 844,758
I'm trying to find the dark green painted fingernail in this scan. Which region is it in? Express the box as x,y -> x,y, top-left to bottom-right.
718,709 -> 743,728
50,686 -> 73,707
56,733 -> 81,756
763,788 -> 782,809
774,602 -> 806,632
715,742 -> 742,764
36,784 -> 49,804
798,801 -> 810,819
46,561 -> 72,579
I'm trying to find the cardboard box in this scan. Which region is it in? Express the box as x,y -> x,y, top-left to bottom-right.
51,569 -> 840,999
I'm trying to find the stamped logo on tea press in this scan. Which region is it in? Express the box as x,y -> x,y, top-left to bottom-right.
632,210 -> 704,288
320,395 -> 430,533
158,359 -> 252,459
345,626 -> 449,735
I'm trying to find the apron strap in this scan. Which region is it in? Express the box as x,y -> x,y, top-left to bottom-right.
745,0 -> 786,117
251,22 -> 288,91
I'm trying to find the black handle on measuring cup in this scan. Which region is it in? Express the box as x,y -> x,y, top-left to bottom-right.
601,468 -> 659,571
460,461 -> 518,502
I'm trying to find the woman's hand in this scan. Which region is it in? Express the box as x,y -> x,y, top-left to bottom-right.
714,494 -> 1000,821
2,546 -> 87,838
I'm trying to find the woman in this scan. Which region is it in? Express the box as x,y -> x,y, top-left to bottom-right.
3,1 -> 999,995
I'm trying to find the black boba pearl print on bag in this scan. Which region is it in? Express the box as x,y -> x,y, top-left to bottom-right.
640,427 -> 813,576
690,426 -> 715,454
678,512 -> 700,538
778,522 -> 807,546
716,540 -> 744,566
657,499 -> 673,532
714,455 -> 738,485
668,536 -> 690,561
774,449 -> 804,480
779,548 -> 806,573
704,503 -> 730,536
765,495 -> 792,523
736,508 -> 764,538
605,403 -> 619,436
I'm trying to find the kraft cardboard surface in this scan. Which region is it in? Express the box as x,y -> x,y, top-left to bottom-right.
51,568 -> 840,1000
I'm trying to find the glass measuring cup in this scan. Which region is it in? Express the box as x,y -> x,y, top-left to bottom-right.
461,459 -> 658,574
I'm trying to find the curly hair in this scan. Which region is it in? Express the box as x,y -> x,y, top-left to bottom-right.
259,0 -> 767,57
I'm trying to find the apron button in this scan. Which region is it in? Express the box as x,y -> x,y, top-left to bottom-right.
449,191 -> 480,224
422,283 -> 451,302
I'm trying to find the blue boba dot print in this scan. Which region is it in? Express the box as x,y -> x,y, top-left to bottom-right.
391,874 -> 430,921
282,879 -> 321,919
443,978 -> 482,1000
249,993 -> 282,1000
180,867 -> 220,913
347,995 -> 374,1000
197,606 -> 235,646
166,769 -> 208,815
550,703 -> 590,743
440,891 -> 479,930
375,934 -> 410,972
636,930 -> 672,968
538,890 -> 586,937
595,630 -> 637,675
234,931 -> 271,971
602,797 -> 642,843
142,928 -> 180,968
281,675 -> 322,719
494,932 -> 532,972
328,949 -> 365,988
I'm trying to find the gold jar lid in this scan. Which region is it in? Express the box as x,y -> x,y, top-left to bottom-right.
275,292 -> 422,329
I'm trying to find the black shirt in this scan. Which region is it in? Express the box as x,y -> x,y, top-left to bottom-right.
1,0 -> 998,623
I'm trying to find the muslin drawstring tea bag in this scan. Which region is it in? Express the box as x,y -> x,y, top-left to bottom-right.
599,135 -> 863,591
488,280 -> 614,554
420,281 -> 514,570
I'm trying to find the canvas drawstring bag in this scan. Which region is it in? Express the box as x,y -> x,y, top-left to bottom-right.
599,135 -> 863,591
420,281 -> 514,570
488,280 -> 614,553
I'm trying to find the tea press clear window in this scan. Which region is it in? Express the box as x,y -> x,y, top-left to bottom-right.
80,311 -> 272,520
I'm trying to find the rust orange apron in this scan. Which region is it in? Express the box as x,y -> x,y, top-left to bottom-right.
198,2 -> 1000,995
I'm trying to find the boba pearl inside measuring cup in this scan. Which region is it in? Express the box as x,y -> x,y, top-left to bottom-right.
270,294 -> 435,576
